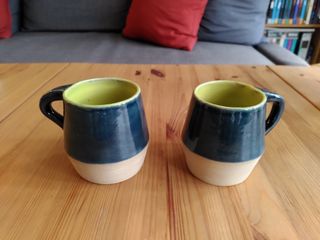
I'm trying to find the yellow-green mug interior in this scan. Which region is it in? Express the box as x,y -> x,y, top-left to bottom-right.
63,78 -> 140,108
194,80 -> 266,109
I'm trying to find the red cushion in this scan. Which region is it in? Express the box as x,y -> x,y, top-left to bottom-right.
0,0 -> 12,39
123,0 -> 208,51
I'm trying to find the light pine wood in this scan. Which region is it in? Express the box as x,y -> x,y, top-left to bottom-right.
0,64 -> 68,122
0,63 -> 320,240
268,65 -> 320,110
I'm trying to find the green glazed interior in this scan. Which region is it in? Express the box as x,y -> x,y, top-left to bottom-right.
195,80 -> 266,109
63,78 -> 140,108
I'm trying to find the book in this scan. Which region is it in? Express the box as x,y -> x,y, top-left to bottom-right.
288,39 -> 293,50
299,0 -> 308,24
293,0 -> 301,24
305,0 -> 315,23
267,0 -> 275,23
275,0 -> 283,23
272,0 -> 279,24
290,0 -> 297,23
279,0 -> 287,23
284,38 -> 289,48
284,0 -> 293,23
264,28 -> 314,59
288,32 -> 299,52
280,32 -> 287,47
316,0 -> 320,23
311,0 -> 320,23
297,32 -> 313,59
291,38 -> 298,52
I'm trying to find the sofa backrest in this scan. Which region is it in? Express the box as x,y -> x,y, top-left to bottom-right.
22,0 -> 131,32
9,0 -> 20,33
198,0 -> 269,45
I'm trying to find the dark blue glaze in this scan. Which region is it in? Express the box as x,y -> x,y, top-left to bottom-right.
263,90 -> 285,134
183,96 -> 265,162
183,89 -> 284,163
64,94 -> 148,163
40,85 -> 149,164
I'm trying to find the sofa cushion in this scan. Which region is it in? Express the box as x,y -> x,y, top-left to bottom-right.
255,42 -> 309,66
0,0 -> 11,38
123,0 -> 208,51
198,0 -> 269,45
23,0 -> 131,31
0,32 -> 273,64
9,0 -> 20,33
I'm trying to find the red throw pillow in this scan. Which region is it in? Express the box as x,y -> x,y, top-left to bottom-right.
0,0 -> 12,39
123,0 -> 208,51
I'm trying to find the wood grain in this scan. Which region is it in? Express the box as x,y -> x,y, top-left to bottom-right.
0,64 -> 68,122
268,65 -> 320,110
0,64 -> 319,240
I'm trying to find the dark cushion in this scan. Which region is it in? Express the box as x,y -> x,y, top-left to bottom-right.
198,0 -> 269,45
9,0 -> 20,33
23,0 -> 131,31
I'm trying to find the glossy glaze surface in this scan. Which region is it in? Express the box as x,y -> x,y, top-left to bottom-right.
64,94 -> 149,163
182,95 -> 266,162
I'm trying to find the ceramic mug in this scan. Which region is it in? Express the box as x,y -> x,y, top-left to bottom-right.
39,78 -> 149,184
182,80 -> 285,186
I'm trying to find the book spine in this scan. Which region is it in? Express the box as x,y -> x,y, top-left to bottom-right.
284,38 -> 288,48
279,0 -> 287,23
272,0 -> 279,24
290,0 -> 297,23
299,0 -> 307,23
267,0 -> 275,23
280,33 -> 287,47
297,0 -> 303,24
298,32 -> 313,59
288,32 -> 299,52
291,38 -> 298,53
305,0 -> 315,24
288,39 -> 293,50
317,0 -> 320,23
311,0 -> 319,23
293,0 -> 301,24
276,0 -> 283,23
306,45 -> 313,62
285,0 -> 293,23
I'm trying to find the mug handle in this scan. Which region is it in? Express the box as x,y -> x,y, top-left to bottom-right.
39,85 -> 71,129
261,89 -> 285,135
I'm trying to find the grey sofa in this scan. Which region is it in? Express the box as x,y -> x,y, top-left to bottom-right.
0,0 -> 308,66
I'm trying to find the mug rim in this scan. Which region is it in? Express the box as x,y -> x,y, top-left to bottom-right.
194,80 -> 267,111
63,77 -> 141,109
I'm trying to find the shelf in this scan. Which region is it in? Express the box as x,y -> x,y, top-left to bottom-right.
266,24 -> 320,28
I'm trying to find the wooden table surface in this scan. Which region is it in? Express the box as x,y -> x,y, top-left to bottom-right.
0,63 -> 320,240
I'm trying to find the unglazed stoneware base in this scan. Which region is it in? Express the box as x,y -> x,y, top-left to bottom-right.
182,144 -> 261,186
69,144 -> 148,184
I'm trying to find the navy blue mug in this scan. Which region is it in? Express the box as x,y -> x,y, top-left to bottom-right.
40,78 -> 149,184
182,80 -> 285,186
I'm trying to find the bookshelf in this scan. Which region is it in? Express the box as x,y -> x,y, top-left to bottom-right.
265,24 -> 320,64
265,0 -> 320,64
266,24 -> 320,28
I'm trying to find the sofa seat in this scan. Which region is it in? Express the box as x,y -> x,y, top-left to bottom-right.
0,32 -> 274,65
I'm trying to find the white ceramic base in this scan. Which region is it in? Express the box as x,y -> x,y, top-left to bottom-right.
182,144 -> 261,186
69,144 -> 148,184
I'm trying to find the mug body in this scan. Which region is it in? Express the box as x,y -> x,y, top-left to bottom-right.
182,80 -> 267,186
62,78 -> 149,184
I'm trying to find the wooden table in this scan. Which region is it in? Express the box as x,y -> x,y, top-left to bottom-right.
0,63 -> 320,240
